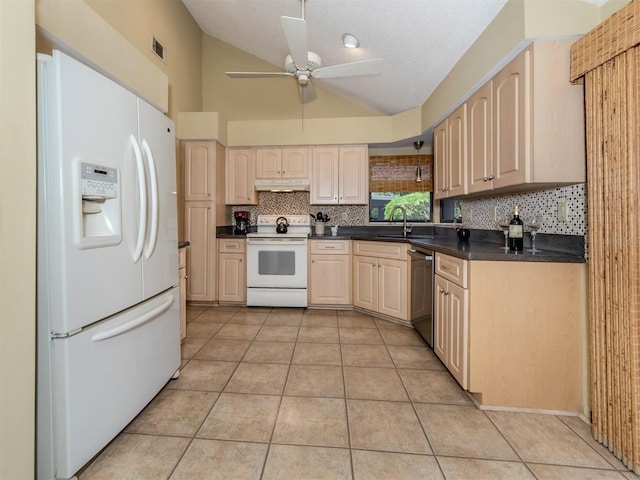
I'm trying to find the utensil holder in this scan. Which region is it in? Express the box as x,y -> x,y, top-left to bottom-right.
315,222 -> 325,236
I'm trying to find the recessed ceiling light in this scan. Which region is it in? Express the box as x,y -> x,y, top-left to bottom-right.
342,33 -> 360,49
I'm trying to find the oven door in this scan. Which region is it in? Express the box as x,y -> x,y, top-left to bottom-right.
246,237 -> 308,289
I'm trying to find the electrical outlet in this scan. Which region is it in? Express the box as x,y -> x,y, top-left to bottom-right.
492,206 -> 498,222
557,201 -> 568,222
342,211 -> 348,221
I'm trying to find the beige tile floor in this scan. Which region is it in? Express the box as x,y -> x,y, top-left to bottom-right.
80,306 -> 638,480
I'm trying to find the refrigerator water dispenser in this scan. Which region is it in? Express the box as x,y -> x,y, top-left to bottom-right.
75,161 -> 121,248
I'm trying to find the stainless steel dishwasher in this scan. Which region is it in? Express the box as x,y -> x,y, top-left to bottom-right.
408,247 -> 434,347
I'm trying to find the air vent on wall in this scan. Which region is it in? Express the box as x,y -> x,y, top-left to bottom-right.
151,37 -> 166,63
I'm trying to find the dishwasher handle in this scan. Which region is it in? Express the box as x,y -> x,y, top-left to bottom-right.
409,249 -> 433,261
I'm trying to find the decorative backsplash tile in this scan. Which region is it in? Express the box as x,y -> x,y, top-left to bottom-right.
459,184 -> 586,236
231,193 -> 368,226
231,184 -> 586,236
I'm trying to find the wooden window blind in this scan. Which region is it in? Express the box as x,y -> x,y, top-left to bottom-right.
369,154 -> 433,193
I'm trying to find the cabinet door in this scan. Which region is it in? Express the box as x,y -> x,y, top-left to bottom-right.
493,50 -> 529,189
184,141 -> 214,201
446,281 -> 469,389
433,121 -> 447,199
184,202 -> 215,302
433,275 -> 448,363
226,148 -> 257,205
281,147 -> 309,179
378,258 -> 408,320
339,146 -> 368,204
353,256 -> 378,311
467,82 -> 493,194
311,147 -> 339,204
447,103 -> 467,197
218,253 -> 246,303
309,254 -> 351,305
255,148 -> 282,179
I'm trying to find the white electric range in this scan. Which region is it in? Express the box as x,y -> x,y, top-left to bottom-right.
245,215 -> 311,307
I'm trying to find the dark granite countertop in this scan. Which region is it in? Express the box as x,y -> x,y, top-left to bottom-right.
216,226 -> 586,263
407,237 -> 584,263
312,228 -> 585,264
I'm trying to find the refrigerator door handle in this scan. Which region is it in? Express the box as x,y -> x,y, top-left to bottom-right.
91,294 -> 174,342
141,138 -> 159,260
130,135 -> 147,263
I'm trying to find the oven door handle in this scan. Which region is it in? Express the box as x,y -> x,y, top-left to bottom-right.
247,238 -> 308,246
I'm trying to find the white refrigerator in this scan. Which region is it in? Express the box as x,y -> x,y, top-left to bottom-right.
37,50 -> 180,480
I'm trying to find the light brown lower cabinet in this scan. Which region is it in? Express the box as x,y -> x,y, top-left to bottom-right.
434,273 -> 469,389
218,238 -> 246,303
435,252 -> 587,412
352,241 -> 408,321
184,201 -> 215,302
309,240 -> 351,306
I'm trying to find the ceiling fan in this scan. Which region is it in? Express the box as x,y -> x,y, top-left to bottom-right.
225,0 -> 383,103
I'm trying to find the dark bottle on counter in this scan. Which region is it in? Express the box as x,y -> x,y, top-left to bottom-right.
509,205 -> 524,251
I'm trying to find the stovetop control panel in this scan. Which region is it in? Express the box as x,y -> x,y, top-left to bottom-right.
256,215 -> 311,227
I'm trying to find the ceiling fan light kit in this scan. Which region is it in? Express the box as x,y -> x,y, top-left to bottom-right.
342,33 -> 360,49
224,0 -> 382,104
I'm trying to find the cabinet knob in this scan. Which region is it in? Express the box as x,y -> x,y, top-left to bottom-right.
240,259 -> 243,262
487,175 -> 495,180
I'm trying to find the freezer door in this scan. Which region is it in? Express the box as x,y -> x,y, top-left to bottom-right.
138,98 -> 178,298
39,51 -> 145,333
46,288 -> 180,479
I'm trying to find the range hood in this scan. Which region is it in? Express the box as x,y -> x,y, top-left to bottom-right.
255,179 -> 310,192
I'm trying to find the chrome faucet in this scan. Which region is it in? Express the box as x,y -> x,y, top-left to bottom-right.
389,206 -> 412,237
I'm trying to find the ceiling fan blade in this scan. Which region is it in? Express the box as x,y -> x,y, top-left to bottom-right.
299,82 -> 317,104
281,16 -> 309,68
226,71 -> 294,78
311,58 -> 383,79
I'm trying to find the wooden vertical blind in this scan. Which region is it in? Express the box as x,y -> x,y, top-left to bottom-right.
572,0 -> 640,472
369,154 -> 433,192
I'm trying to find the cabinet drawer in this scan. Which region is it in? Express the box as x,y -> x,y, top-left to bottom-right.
353,241 -> 408,260
310,240 -> 350,254
178,248 -> 187,269
435,253 -> 468,288
218,238 -> 246,253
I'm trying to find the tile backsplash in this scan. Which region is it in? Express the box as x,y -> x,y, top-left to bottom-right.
459,184 -> 586,236
231,184 -> 586,236
231,192 -> 368,226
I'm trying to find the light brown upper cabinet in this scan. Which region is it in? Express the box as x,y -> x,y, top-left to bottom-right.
434,103 -> 467,199
255,147 -> 310,179
467,81 -> 493,194
184,141 -> 215,201
488,40 -> 585,195
311,145 -> 368,205
226,148 -> 258,205
437,39 -> 585,198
